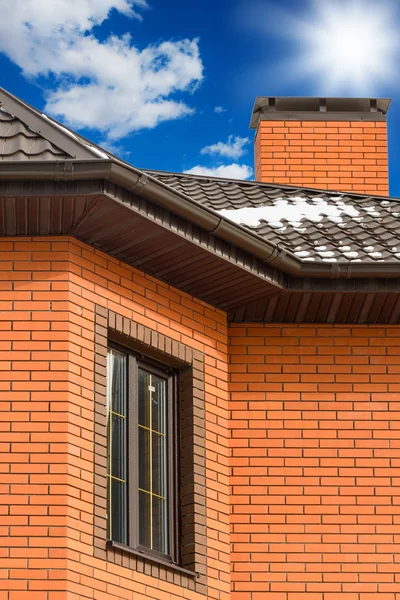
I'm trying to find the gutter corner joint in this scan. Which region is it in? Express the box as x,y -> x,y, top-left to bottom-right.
128,173 -> 148,193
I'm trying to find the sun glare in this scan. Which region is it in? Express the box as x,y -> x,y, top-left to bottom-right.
287,0 -> 400,94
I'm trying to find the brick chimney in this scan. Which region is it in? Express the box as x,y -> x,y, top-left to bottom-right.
250,97 -> 391,196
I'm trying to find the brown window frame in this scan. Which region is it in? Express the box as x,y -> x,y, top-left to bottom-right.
107,342 -> 180,566
94,307 -> 208,594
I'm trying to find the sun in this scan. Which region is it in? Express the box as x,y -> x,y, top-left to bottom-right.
286,0 -> 400,94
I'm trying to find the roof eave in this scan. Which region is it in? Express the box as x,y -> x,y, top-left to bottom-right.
0,158 -> 399,280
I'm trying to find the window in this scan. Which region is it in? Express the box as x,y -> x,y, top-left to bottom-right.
106,346 -> 178,562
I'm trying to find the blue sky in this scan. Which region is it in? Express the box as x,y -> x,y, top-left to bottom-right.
1,0 -> 400,194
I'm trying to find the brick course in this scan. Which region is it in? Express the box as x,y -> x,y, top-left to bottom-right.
230,323 -> 400,600
254,120 -> 389,195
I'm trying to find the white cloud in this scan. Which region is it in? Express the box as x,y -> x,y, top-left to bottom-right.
200,135 -> 250,159
214,106 -> 226,113
0,0 -> 204,140
184,164 -> 253,180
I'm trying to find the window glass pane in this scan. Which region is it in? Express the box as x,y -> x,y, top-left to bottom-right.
110,478 -> 127,544
138,427 -> 150,491
152,374 -> 167,435
152,496 -> 169,555
107,349 -> 127,545
139,490 -> 151,548
138,370 -> 150,428
152,432 -> 167,498
138,367 -> 169,555
111,414 -> 126,481
108,350 -> 127,416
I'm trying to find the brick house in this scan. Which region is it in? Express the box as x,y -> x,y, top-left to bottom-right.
1,86 -> 399,600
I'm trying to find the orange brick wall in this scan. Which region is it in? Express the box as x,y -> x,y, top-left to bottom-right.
4,238 -> 400,600
1,237 -> 230,600
230,323 -> 400,600
254,120 -> 389,195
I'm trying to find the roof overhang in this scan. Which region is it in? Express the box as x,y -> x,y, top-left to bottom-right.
1,158 -> 400,280
1,159 -> 400,324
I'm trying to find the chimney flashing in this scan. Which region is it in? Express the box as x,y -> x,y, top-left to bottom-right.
250,96 -> 391,128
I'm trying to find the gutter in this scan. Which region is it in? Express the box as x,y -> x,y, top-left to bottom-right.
0,159 -> 399,280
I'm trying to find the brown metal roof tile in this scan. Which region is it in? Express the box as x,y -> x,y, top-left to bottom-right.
148,170 -> 400,266
0,107 -> 69,160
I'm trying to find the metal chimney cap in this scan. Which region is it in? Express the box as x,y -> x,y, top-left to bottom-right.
250,96 -> 392,129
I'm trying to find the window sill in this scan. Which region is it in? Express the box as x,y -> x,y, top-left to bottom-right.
107,541 -> 199,579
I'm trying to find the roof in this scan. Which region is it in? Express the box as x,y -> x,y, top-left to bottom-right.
0,106 -> 69,160
1,84 -> 398,269
0,87 -> 112,161
0,85 -> 400,324
148,170 -> 400,266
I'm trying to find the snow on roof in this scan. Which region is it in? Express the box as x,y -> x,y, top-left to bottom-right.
217,196 -> 360,229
